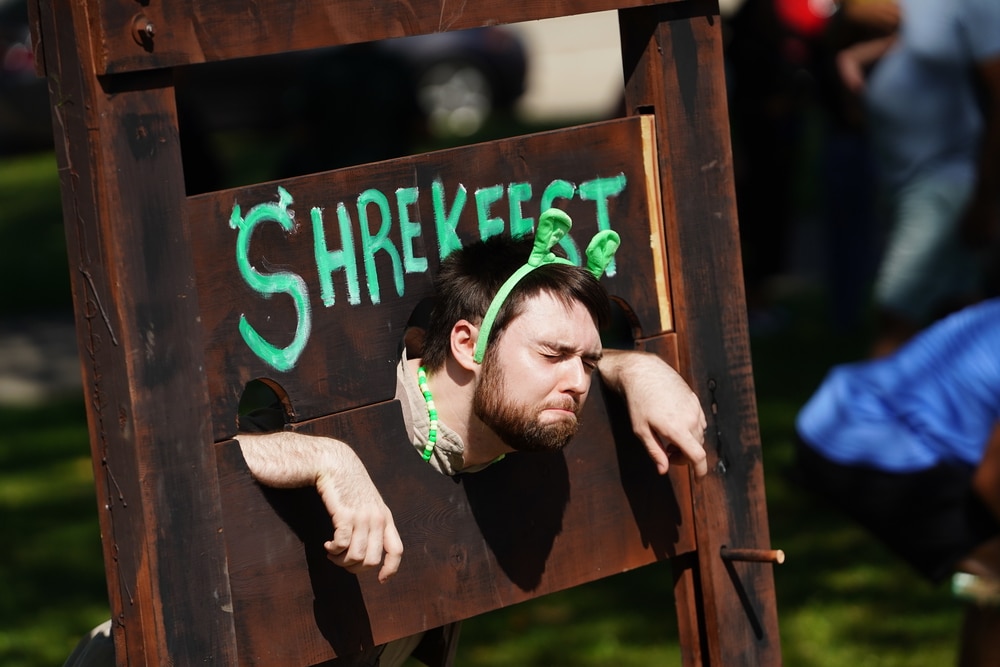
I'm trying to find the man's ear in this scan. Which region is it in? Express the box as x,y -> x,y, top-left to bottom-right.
450,319 -> 481,371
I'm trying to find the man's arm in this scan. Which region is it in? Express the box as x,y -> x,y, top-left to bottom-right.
835,34 -> 897,94
237,431 -> 403,582
597,349 -> 708,478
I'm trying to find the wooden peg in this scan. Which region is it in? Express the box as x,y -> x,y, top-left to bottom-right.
720,546 -> 785,564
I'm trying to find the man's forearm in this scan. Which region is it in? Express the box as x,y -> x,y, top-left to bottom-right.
237,431 -> 343,488
597,348 -> 666,393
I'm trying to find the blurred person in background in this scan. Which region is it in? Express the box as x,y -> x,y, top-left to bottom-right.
810,0 -> 898,333
835,0 -> 1000,357
795,296 -> 1000,666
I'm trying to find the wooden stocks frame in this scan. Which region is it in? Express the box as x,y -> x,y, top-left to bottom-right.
31,0 -> 781,664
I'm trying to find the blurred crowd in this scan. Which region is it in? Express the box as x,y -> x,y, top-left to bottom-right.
726,2 -> 1000,665
725,0 -> 999,354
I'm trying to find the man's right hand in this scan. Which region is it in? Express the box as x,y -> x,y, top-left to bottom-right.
315,447 -> 403,582
237,431 -> 403,582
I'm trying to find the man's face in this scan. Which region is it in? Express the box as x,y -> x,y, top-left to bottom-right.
472,291 -> 602,452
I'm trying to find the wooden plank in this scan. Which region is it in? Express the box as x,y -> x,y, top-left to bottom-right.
620,2 -> 782,664
88,0 -> 682,74
34,1 -> 239,664
187,116 -> 673,441
641,114 -> 674,333
636,333 -> 705,664
217,373 -> 697,666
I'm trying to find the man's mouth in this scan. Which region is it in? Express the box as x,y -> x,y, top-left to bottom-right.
541,401 -> 578,416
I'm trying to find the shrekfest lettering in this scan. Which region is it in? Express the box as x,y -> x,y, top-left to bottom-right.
230,174 -> 627,371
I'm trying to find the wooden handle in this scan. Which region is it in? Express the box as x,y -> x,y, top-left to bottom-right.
720,546 -> 785,564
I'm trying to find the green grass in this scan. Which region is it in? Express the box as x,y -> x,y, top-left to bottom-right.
0,398 -> 108,667
0,146 -> 967,665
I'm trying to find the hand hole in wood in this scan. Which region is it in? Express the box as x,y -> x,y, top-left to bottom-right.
237,378 -> 292,433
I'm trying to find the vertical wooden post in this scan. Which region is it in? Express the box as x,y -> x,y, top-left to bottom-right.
620,1 -> 782,664
34,0 -> 238,663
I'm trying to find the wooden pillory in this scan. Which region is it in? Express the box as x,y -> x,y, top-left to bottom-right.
31,0 -> 781,664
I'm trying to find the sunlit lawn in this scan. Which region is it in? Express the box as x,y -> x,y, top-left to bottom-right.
0,148 -> 967,666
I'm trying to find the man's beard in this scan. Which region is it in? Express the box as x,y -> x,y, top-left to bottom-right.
472,354 -> 580,452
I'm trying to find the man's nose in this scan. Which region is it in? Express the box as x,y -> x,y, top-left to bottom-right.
560,357 -> 590,396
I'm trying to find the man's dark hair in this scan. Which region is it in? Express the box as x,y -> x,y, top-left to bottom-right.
421,235 -> 611,371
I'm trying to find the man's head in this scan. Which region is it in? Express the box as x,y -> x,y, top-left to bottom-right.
473,290 -> 603,451
421,233 -> 612,452
421,235 -> 612,373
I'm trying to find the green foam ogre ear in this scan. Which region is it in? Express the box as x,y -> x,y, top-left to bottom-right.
585,229 -> 621,279
528,208 -> 573,266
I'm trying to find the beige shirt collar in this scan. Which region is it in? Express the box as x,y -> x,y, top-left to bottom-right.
396,350 -> 496,476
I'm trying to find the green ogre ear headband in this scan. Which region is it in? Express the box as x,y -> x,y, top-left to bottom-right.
472,208 -> 621,364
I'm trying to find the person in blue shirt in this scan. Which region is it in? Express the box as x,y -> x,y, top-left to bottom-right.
796,296 -> 1000,665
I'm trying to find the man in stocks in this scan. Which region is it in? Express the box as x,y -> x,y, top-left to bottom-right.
66,210 -> 709,666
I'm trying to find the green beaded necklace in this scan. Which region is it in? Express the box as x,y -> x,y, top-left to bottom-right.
417,366 -> 437,461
